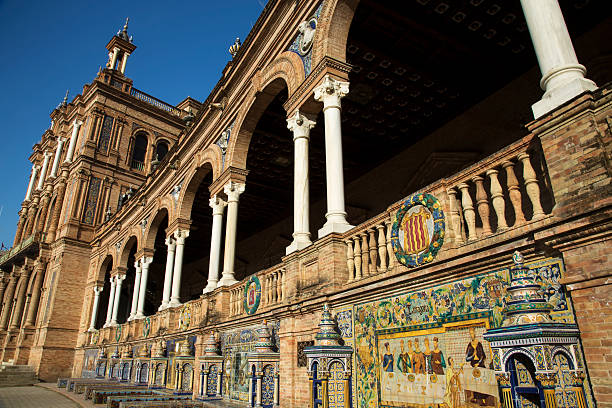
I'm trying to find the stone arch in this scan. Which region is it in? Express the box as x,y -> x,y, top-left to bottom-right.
118,235 -> 138,269
143,207 -> 170,250
177,162 -> 215,221
97,254 -> 114,282
226,75 -> 291,171
312,0 -> 360,67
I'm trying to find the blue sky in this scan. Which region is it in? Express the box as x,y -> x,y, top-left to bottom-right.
0,0 -> 267,248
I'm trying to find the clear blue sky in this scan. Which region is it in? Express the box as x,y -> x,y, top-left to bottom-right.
0,0 -> 267,248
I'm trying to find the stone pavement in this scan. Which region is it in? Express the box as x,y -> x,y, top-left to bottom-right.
0,385 -> 81,407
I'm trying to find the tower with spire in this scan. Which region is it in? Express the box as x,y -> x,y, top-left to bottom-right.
105,18 -> 136,75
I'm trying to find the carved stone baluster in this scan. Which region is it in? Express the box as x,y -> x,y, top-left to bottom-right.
280,269 -> 285,301
518,152 -> 545,220
353,237 -> 362,280
458,183 -> 478,241
275,271 -> 281,303
502,160 -> 526,225
385,219 -> 394,269
446,188 -> 464,245
345,239 -> 355,282
267,276 -> 272,304
360,232 -> 370,276
376,224 -> 387,271
229,290 -> 234,316
486,169 -> 508,231
472,176 -> 492,236
273,273 -> 279,303
368,228 -> 378,274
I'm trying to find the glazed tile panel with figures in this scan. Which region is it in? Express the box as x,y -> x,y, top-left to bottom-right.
352,257 -> 581,408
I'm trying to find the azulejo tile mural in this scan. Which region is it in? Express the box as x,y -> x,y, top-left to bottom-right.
351,257 -> 580,408
220,321 -> 280,402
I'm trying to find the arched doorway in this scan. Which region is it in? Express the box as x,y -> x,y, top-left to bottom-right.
117,236 -> 138,324
95,255 -> 113,329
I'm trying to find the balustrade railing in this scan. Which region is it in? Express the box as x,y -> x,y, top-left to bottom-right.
130,88 -> 182,116
130,159 -> 145,171
343,135 -> 551,283
261,267 -> 285,308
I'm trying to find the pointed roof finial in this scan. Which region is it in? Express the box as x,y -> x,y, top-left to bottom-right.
63,89 -> 69,104
116,17 -> 131,42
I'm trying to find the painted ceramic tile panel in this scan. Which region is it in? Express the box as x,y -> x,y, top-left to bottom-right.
353,257 -> 576,408
220,321 -> 280,402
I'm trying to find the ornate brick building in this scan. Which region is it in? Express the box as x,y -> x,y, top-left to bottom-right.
1,1 -> 611,408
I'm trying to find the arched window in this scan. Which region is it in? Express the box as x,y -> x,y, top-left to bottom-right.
131,133 -> 148,171
155,141 -> 169,162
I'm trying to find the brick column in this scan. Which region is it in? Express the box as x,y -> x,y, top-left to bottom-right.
13,212 -> 26,246
24,261 -> 46,328
0,274 -> 17,329
46,174 -> 67,242
9,270 -> 30,330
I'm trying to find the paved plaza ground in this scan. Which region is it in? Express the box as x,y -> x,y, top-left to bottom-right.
0,385 -> 81,407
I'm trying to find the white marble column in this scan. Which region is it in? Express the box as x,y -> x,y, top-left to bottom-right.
520,0 -> 597,118
135,256 -> 153,319
314,75 -> 354,238
104,277 -> 117,328
110,274 -> 125,326
128,259 -> 142,321
49,137 -> 65,178
218,182 -> 245,287
64,119 -> 82,163
168,230 -> 189,308
36,152 -> 51,190
120,52 -> 130,74
24,165 -> 39,201
286,110 -> 316,255
203,195 -> 227,293
110,47 -> 120,70
159,237 -> 176,311
88,285 -> 103,331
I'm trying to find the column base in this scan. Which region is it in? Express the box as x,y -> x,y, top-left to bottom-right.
167,300 -> 182,309
318,217 -> 354,238
158,302 -> 168,311
532,76 -> 597,118
133,313 -> 145,320
285,237 -> 312,255
202,281 -> 218,294
87,327 -> 97,332
217,274 -> 238,287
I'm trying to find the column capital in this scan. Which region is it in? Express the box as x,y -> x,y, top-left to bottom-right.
314,75 -> 349,110
224,181 -> 245,202
73,118 -> 83,127
140,256 -> 154,266
165,236 -> 176,249
209,195 -> 227,215
287,110 -> 316,141
173,229 -> 190,244
93,285 -> 104,295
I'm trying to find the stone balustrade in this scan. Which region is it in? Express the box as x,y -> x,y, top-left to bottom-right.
444,135 -> 548,245
228,283 -> 246,317
342,134 -> 552,283
260,266 -> 285,308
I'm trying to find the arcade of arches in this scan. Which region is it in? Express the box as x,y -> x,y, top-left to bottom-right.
1,1 -> 611,407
